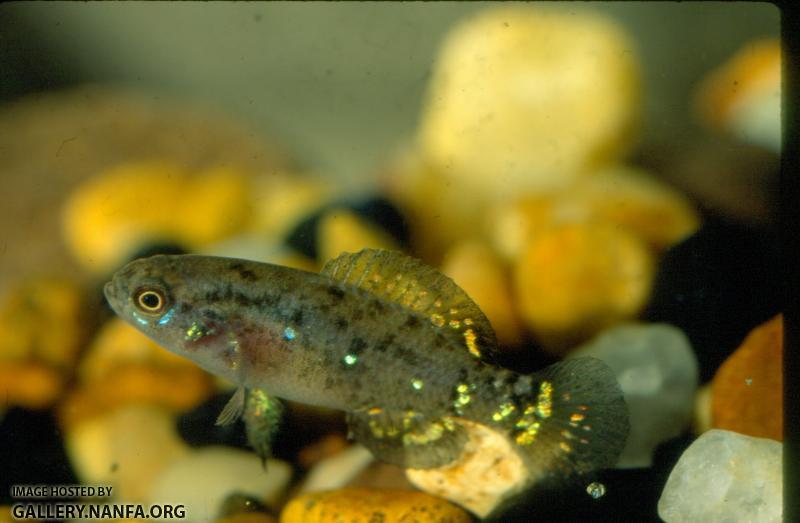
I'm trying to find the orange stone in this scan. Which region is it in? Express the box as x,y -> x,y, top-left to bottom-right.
280,488 -> 471,523
711,315 -> 782,441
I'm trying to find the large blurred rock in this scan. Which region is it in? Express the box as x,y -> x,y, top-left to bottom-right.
419,6 -> 641,197
571,324 -> 698,468
514,222 -> 654,352
149,447 -> 292,522
658,429 -> 782,523
0,86 -> 290,293
64,404 -> 190,503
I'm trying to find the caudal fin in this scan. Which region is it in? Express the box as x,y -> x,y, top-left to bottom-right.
509,357 -> 628,487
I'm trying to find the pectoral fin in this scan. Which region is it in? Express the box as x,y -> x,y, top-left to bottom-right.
215,386 -> 246,426
346,408 -> 467,469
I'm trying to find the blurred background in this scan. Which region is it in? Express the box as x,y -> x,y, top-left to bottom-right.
0,2 -> 779,183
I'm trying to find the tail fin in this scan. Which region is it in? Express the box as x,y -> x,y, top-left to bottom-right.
508,357 -> 628,487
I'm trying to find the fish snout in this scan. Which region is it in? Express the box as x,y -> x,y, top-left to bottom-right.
104,279 -> 122,312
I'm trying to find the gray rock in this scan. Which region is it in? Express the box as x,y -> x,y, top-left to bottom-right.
658,429 -> 782,523
570,323 -> 698,468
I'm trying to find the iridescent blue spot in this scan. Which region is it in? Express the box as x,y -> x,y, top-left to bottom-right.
343,353 -> 358,366
283,327 -> 296,341
158,308 -> 175,325
132,312 -> 148,326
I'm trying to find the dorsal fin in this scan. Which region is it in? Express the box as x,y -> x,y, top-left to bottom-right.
322,249 -> 499,362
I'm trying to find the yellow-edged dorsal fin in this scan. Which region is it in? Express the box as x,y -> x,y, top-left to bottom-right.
322,249 -> 499,361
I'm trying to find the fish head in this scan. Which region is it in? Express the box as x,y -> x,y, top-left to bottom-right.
104,254 -> 244,381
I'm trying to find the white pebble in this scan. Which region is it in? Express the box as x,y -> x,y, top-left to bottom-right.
570,323 -> 698,468
148,446 -> 291,522
658,429 -> 782,523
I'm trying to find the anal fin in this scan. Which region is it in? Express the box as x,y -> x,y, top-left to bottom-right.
346,407 -> 468,469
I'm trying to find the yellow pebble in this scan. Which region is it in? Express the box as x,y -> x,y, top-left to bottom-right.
62,161 -> 252,274
280,488 -> 471,523
60,319 -> 213,428
0,362 -> 65,409
440,241 -> 525,347
0,277 -> 87,368
419,6 -> 641,198
514,222 -> 654,353
571,167 -> 701,252
317,208 -> 400,265
491,166 -> 700,259
383,150 -> 485,264
250,174 -> 333,240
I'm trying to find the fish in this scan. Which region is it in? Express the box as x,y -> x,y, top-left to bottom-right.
105,248 -> 628,483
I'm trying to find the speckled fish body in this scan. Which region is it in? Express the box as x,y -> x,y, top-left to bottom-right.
105,249 -> 628,478
108,255 -> 482,411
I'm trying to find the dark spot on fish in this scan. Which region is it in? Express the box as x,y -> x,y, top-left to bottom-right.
349,337 -> 367,355
394,346 -> 419,367
177,302 -> 194,314
316,303 -> 331,315
334,317 -> 349,330
370,299 -> 386,313
205,290 -> 221,302
404,315 -> 421,328
234,293 -> 253,308
203,309 -> 224,322
325,376 -> 336,390
327,286 -> 345,300
434,332 -> 461,352
350,308 -> 364,321
228,263 -> 257,281
374,334 -> 395,353
291,309 -> 304,326
259,293 -> 280,310
239,269 -> 258,281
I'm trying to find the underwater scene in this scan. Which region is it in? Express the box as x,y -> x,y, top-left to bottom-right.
0,3 -> 782,523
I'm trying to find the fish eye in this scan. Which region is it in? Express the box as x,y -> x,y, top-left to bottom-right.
133,288 -> 168,315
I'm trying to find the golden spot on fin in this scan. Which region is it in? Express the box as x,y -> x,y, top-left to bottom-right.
536,381 -> 553,419
464,328 -> 481,358
346,409 -> 467,469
